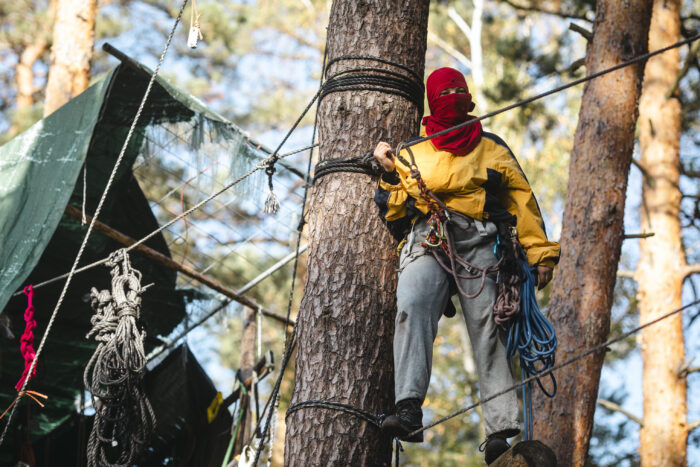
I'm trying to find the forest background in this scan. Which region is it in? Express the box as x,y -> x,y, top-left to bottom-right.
1,0 -> 699,465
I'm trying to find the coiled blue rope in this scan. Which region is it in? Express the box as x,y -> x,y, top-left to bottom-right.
504,252 -> 558,441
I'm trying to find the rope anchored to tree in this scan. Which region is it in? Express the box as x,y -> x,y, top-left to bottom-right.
321,56 -> 425,113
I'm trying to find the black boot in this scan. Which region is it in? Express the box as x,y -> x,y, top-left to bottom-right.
380,398 -> 423,442
480,435 -> 510,465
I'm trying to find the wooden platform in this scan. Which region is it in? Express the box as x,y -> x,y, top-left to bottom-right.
490,440 -> 557,467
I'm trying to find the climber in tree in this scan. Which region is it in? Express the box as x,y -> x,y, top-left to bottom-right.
373,67 -> 560,464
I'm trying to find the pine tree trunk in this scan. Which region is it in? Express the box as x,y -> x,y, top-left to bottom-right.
44,0 -> 97,116
636,1 -> 687,464
284,1 -> 429,465
532,1 -> 652,465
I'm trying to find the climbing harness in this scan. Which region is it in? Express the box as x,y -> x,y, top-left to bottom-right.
83,249 -> 156,467
397,145 -> 505,303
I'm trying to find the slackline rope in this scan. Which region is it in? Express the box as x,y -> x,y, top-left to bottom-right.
251,45 -> 328,467
400,32 -> 700,152
0,0 -> 190,447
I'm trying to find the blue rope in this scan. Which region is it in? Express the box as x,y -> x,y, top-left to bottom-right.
504,253 -> 558,440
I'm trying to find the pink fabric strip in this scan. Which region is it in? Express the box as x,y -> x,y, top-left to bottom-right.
15,285 -> 37,391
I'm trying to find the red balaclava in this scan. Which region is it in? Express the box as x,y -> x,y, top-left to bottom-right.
422,67 -> 482,156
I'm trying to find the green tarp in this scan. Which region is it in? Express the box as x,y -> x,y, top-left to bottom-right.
0,72 -> 114,314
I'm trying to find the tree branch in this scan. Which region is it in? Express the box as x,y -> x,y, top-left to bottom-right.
447,6 -> 472,38
564,57 -> 586,75
597,399 -> 643,426
666,39 -> 700,98
616,270 -> 636,279
681,165 -> 700,178
631,158 -> 655,186
623,232 -> 655,239
683,263 -> 700,280
690,420 -> 700,433
428,31 -> 472,68
500,0 -> 592,22
569,22 -> 593,42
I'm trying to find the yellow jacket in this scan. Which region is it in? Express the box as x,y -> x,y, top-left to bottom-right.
374,129 -> 560,268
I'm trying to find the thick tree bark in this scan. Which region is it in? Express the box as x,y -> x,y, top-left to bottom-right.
44,0 -> 97,116
532,1 -> 652,465
284,1 -> 429,465
636,1 -> 688,465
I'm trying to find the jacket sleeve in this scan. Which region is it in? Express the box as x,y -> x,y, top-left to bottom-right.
499,157 -> 560,269
373,171 -> 413,241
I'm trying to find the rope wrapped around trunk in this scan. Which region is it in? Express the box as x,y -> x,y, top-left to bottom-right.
83,249 -> 155,467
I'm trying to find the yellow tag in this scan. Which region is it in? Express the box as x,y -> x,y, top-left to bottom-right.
206,392 -> 223,423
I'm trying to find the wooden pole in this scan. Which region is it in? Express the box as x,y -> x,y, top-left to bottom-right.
64,204 -> 294,327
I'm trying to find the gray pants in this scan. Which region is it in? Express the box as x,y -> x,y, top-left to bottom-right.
394,216 -> 520,437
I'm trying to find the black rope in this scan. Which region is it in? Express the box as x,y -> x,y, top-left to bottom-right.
320,56 -> 424,113
312,150 -> 384,181
324,55 -> 422,83
286,400 -> 405,467
286,400 -> 381,427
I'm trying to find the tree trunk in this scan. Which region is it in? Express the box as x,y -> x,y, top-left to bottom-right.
44,0 -> 97,116
532,1 -> 652,465
284,1 -> 429,465
636,0 -> 687,465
